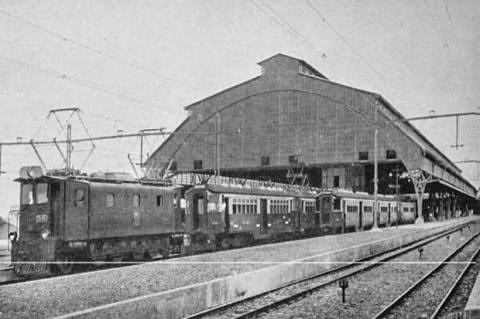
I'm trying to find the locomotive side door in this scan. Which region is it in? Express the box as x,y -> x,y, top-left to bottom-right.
64,180 -> 89,241
49,182 -> 63,239
224,197 -> 230,233
358,201 -> 363,230
260,199 -> 268,232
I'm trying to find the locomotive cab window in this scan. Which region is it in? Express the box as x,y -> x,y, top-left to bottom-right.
133,194 -> 141,207
21,184 -> 34,205
36,183 -> 48,204
157,195 -> 164,207
106,194 -> 114,208
74,189 -> 85,207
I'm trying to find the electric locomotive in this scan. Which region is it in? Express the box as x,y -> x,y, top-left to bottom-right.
11,166 -> 184,275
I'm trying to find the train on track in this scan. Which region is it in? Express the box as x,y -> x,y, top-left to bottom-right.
9,166 -> 417,276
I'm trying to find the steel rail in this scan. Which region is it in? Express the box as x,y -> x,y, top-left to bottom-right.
372,231 -> 480,319
186,224 -> 469,319
430,246 -> 480,318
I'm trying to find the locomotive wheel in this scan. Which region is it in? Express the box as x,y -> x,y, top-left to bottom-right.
220,237 -> 231,250
53,256 -> 74,275
143,249 -> 152,261
122,252 -> 135,263
232,236 -> 241,248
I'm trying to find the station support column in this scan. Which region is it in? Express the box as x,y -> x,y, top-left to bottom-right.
410,170 -> 431,224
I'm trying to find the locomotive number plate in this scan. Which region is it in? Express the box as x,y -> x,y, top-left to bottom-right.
35,214 -> 48,223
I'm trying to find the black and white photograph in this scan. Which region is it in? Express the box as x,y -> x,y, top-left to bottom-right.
0,1 -> 479,318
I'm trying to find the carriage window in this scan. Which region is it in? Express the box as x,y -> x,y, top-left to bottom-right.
261,156 -> 270,166
333,198 -> 341,210
193,160 -> 203,170
21,184 -> 34,205
173,193 -> 178,207
403,207 -> 409,212
364,206 -> 373,213
333,176 -> 340,187
157,195 -> 164,207
386,149 -> 397,159
359,151 -> 368,160
106,194 -> 114,208
380,206 -> 388,212
133,194 -> 141,207
346,205 -> 355,213
36,183 -> 48,204
305,201 -> 315,214
75,189 -> 85,207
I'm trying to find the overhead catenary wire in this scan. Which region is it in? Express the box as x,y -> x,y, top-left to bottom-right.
423,0 -> 472,105
248,0 -> 334,70
0,55 -> 178,117
304,0 -> 389,84
0,8 -> 199,91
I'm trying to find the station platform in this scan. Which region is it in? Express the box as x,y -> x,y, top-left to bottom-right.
0,216 -> 478,319
464,268 -> 480,317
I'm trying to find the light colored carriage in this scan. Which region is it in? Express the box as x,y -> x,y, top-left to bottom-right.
319,189 -> 409,231
400,202 -> 416,224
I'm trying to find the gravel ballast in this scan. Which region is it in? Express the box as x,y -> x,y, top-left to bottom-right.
257,223 -> 480,319
0,219 -> 473,318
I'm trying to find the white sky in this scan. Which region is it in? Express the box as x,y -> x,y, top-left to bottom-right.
0,0 -> 479,219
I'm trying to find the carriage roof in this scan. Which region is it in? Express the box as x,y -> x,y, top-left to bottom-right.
318,189 -> 397,202
187,183 -> 318,198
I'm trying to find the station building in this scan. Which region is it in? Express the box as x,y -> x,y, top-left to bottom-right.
147,54 -> 478,220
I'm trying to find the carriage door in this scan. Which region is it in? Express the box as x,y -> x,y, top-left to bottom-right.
297,200 -> 302,229
359,201 -> 363,230
315,198 -> 321,226
260,199 -> 268,232
388,203 -> 391,226
192,193 -> 204,230
224,198 -> 230,233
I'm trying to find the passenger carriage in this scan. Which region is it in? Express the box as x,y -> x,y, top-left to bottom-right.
316,189 -> 406,231
184,183 -> 318,250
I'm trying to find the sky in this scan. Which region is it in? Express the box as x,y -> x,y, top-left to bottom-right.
0,0 -> 479,219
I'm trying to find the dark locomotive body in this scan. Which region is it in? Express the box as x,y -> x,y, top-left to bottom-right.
12,167 -> 184,275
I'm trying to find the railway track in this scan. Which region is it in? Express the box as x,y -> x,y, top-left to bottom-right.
373,230 -> 480,319
186,224 -> 474,319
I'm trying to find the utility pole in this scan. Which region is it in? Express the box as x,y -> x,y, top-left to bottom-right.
450,115 -> 464,149
0,144 -> 4,176
372,103 -> 379,230
66,124 -> 72,173
140,130 -> 144,168
215,113 -> 221,177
